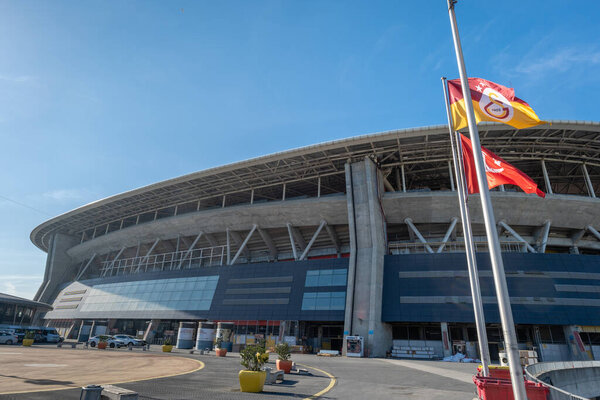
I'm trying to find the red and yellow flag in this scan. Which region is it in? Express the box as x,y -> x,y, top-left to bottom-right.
460,133 -> 545,198
448,78 -> 547,131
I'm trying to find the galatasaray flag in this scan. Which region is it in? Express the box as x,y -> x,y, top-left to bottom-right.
448,78 -> 547,131
460,133 -> 545,198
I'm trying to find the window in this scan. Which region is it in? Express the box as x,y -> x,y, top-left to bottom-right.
305,269 -> 347,287
80,275 -> 219,312
301,292 -> 346,310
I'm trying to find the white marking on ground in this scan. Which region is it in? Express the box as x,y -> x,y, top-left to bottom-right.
24,363 -> 67,367
380,359 -> 474,384
0,352 -> 22,355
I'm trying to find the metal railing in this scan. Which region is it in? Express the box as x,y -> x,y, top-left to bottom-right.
524,361 -> 600,400
388,240 -> 525,255
100,245 -> 226,277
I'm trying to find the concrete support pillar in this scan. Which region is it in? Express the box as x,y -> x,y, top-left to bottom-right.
441,322 -> 452,357
34,233 -> 79,304
343,158 -> 392,357
564,325 -> 592,361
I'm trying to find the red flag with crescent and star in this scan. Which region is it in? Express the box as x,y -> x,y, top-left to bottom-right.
460,134 -> 545,198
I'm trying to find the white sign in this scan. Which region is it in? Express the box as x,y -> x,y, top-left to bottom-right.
283,336 -> 296,346
197,328 -> 215,341
178,327 -> 194,341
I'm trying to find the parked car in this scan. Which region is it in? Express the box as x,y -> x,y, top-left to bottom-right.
112,334 -> 145,347
88,335 -> 126,348
40,327 -> 63,343
0,331 -> 18,345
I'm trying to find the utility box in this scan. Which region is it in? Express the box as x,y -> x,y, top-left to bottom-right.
346,336 -> 364,357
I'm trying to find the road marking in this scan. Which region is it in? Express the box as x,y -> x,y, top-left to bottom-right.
1,357 -> 205,395
298,362 -> 336,399
0,352 -> 22,355
381,359 -> 474,384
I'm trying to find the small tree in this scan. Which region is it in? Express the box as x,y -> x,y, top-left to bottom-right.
215,335 -> 223,349
240,345 -> 269,371
274,342 -> 291,361
163,337 -> 171,346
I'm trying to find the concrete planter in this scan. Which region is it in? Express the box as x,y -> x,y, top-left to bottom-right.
239,370 -> 266,393
22,339 -> 34,347
216,348 -> 227,357
276,359 -> 293,374
162,345 -> 173,352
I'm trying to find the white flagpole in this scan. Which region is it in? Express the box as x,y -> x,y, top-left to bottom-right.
446,1 -> 527,398
441,77 -> 491,376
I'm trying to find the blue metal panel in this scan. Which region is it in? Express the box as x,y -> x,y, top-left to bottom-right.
45,258 -> 348,322
382,253 -> 600,325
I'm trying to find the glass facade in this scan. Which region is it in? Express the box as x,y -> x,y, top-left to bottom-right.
80,276 -> 219,312
301,292 -> 346,310
305,269 -> 347,287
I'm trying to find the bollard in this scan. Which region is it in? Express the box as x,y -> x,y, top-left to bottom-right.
80,384 -> 103,400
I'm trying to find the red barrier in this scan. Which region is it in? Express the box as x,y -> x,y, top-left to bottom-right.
477,365 -> 511,380
473,376 -> 549,400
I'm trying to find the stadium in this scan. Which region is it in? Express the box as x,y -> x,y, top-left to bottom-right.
32,120 -> 600,361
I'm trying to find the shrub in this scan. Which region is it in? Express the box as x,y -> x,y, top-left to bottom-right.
163,337 -> 171,346
240,345 -> 269,371
274,342 -> 291,361
215,336 -> 223,349
24,331 -> 35,340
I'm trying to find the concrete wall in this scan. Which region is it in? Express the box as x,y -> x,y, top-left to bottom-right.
343,158 -> 392,357
528,361 -> 600,400
34,233 -> 79,304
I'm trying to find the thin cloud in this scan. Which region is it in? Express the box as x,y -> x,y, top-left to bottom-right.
0,75 -> 36,84
43,188 -> 87,202
0,275 -> 43,299
515,48 -> 600,76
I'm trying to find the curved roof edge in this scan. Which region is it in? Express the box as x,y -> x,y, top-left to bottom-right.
30,120 -> 600,251
0,292 -> 53,310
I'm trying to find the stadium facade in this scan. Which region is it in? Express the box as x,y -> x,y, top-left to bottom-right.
33,121 -> 600,360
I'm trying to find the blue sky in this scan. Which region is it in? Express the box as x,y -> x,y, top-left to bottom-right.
1,1 -> 598,299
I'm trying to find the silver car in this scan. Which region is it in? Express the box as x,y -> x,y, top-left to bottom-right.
0,331 -> 18,345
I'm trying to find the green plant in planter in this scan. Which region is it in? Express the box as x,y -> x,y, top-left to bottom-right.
240,345 -> 269,371
163,337 -> 172,346
215,336 -> 223,349
274,342 -> 291,361
24,331 -> 35,340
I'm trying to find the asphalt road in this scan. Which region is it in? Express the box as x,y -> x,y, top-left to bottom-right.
0,345 -> 479,400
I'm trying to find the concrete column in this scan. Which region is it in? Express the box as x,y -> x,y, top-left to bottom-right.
34,233 -> 80,304
441,322 -> 452,357
343,158 -> 392,357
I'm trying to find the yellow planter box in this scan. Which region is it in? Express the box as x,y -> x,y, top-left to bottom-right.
162,345 -> 173,352
239,370 -> 266,393
22,339 -> 34,347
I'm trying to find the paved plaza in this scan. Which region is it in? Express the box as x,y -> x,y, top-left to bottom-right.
0,345 -> 479,399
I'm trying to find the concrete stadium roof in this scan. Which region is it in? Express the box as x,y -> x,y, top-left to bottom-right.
0,292 -> 53,311
31,120 -> 600,252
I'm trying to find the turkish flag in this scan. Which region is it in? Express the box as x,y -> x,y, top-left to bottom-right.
460,134 -> 545,198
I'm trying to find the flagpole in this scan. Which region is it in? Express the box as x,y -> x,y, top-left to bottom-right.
446,1 -> 527,399
441,77 -> 491,376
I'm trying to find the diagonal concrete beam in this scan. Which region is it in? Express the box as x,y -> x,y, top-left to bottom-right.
404,218 -> 434,254
325,224 -> 341,254
230,225 -> 257,265
230,230 -> 250,257
299,220 -> 327,260
497,221 -> 536,253
257,227 -> 278,260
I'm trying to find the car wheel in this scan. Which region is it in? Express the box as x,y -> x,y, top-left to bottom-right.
110,343 -> 115,348
6,340 -> 12,345
90,341 -> 96,347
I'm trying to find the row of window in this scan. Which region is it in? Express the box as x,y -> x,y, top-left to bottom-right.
89,276 -> 219,296
80,299 -> 213,312
301,292 -> 346,311
305,269 -> 347,287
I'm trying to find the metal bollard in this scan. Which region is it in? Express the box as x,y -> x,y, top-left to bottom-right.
79,384 -> 102,400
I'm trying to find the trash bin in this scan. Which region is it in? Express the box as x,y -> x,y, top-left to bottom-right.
477,365 -> 511,379
472,376 -> 548,400
80,384 -> 103,400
